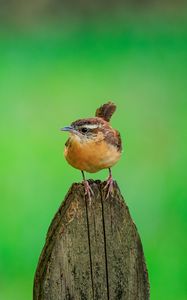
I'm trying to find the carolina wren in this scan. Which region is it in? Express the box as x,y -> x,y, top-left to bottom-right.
61,102 -> 122,200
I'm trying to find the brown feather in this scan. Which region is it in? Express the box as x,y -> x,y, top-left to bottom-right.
95,101 -> 116,122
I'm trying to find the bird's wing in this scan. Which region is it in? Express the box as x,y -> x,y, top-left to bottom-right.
105,129 -> 122,152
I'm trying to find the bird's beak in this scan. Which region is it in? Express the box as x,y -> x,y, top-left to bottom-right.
60,126 -> 74,132
60,126 -> 77,134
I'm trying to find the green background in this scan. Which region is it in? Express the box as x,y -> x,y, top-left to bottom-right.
1,9 -> 187,300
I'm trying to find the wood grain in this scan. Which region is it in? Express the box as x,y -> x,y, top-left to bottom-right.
33,180 -> 150,300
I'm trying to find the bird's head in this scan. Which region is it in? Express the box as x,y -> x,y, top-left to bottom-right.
61,117 -> 109,142
61,102 -> 117,143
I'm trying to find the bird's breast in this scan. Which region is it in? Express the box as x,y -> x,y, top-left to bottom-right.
64,136 -> 121,173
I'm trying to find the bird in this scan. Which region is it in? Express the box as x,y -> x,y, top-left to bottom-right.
61,102 -> 122,201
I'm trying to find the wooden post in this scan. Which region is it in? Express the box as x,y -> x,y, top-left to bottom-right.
33,180 -> 150,300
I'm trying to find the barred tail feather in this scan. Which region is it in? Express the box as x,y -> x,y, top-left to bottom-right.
95,101 -> 116,122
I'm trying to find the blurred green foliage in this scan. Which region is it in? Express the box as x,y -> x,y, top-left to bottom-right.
0,12 -> 187,300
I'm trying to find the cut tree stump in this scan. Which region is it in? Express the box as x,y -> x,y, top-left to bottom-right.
33,180 -> 150,300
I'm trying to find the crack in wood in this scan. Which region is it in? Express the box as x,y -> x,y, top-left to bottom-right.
100,185 -> 110,300
85,193 -> 95,300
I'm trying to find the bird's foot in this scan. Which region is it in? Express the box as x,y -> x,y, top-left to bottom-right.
83,180 -> 94,205
104,174 -> 114,199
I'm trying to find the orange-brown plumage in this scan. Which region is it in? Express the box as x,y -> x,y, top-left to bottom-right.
64,132 -> 121,173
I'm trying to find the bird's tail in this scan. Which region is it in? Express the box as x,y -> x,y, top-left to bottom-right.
95,101 -> 116,122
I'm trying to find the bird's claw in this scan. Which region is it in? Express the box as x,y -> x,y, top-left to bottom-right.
104,175 -> 114,199
83,180 -> 94,205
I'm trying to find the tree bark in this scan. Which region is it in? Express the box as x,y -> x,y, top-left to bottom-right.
33,180 -> 150,300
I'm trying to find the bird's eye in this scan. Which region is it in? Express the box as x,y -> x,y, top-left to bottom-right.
81,127 -> 88,133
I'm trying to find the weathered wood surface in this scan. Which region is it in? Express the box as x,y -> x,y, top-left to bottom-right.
33,180 -> 150,300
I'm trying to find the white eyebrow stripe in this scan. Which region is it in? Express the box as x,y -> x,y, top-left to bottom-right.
79,124 -> 100,129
